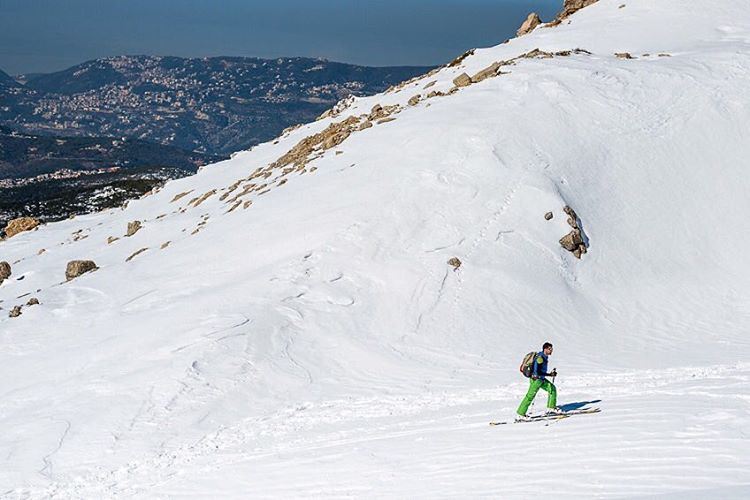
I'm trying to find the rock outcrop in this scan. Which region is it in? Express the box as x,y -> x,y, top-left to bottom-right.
126,220 -> 142,237
9,306 -> 22,318
3,217 -> 40,239
558,0 -> 599,20
447,257 -> 462,270
447,49 -> 475,68
0,261 -> 10,285
65,260 -> 98,281
471,62 -> 506,83
517,13 -> 542,36
126,248 -> 149,262
452,73 -> 472,88
558,206 -> 588,258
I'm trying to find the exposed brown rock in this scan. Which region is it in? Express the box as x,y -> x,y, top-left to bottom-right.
107,236 -> 119,245
368,104 -> 399,121
190,189 -> 217,207
0,261 -> 11,284
160,241 -> 171,249
452,73 -> 472,88
558,0 -> 599,20
615,52 -> 634,59
471,62 -> 506,83
408,95 -> 421,106
521,48 -> 554,59
377,117 -> 397,124
517,12 -> 542,36
0,261 -> 10,276
358,120 -> 373,131
220,180 -> 242,201
269,115 -> 362,172
9,306 -> 22,318
27,298 -> 39,306
447,49 -> 475,67
447,257 -> 462,270
423,80 -> 437,89
563,206 -> 579,227
559,206 -> 587,258
38,248 -> 46,255
66,260 -> 98,281
126,248 -> 149,262
3,217 -> 40,239
545,212 -> 554,221
317,95 -> 355,120
282,123 -> 302,135
559,229 -> 583,252
171,190 -> 193,203
125,220 -> 142,237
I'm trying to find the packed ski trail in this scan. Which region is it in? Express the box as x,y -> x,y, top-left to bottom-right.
2,0 -> 750,497
14,364 -> 750,498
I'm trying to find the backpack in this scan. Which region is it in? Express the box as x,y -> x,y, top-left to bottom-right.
519,351 -> 537,378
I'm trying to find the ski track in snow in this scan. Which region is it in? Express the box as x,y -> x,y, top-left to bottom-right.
9,363 -> 749,498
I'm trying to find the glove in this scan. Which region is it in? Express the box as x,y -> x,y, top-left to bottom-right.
549,369 -> 558,377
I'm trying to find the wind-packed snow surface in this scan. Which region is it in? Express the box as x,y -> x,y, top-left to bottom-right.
2,0 -> 750,497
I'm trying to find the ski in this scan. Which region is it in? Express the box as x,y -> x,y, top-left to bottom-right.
489,407 -> 600,426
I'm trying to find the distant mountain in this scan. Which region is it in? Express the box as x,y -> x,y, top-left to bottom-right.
1,55 -> 432,155
0,68 -> 20,89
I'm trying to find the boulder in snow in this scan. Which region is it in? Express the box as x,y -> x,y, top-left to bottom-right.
517,13 -> 542,36
447,49 -> 475,68
564,205 -> 579,228
452,73 -> 472,88
559,229 -> 584,252
9,306 -> 22,318
545,212 -> 554,221
471,62 -> 505,83
0,261 -> 10,284
3,217 -> 40,239
65,260 -> 98,281
558,0 -> 599,20
126,221 -> 142,237
559,206 -> 587,258
447,257 -> 462,270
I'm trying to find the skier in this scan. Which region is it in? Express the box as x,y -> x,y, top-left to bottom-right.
516,342 -> 561,421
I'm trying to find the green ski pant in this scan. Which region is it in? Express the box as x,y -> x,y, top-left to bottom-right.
517,378 -> 557,416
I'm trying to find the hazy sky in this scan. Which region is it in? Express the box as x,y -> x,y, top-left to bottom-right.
0,0 -> 561,75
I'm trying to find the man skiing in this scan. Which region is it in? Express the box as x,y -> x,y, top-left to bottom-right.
516,342 -> 560,421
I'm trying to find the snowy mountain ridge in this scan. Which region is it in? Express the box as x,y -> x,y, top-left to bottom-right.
2,0 -> 750,497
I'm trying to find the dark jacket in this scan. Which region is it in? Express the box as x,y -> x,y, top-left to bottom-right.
532,352 -> 549,380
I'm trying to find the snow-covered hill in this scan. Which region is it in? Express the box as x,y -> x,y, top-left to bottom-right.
2,1 -> 750,497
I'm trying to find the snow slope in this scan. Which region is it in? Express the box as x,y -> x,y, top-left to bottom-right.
1,0 -> 749,497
